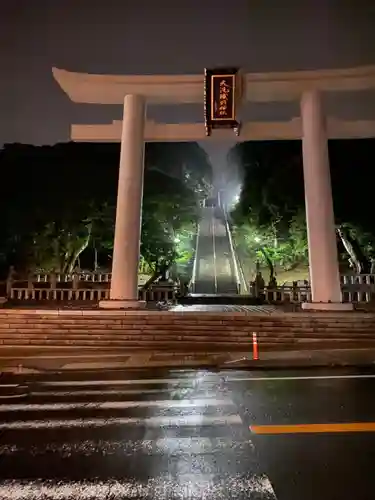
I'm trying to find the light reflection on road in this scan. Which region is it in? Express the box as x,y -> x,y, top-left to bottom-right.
0,369 -> 278,499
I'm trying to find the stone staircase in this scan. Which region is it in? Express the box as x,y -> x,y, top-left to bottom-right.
0,309 -> 375,352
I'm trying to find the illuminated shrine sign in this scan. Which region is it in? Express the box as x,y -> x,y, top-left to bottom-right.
204,67 -> 240,136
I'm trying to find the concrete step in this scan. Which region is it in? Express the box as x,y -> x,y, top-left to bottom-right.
0,340 -> 273,350
1,310 -> 375,319
0,336 -> 374,346
1,328 -> 375,339
0,315 -> 374,322
0,312 -> 373,319
0,339 -> 374,352
0,323 -> 372,330
0,318 -> 374,327
0,340 -> 374,352
1,318 -> 374,329
1,330 -> 375,341
1,326 -> 375,337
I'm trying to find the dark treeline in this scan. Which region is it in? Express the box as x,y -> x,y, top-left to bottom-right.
230,139 -> 375,277
0,142 -> 212,283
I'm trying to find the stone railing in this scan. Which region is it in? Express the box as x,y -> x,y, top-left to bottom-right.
4,271 -> 375,305
35,272 -> 112,283
340,274 -> 375,285
6,272 -> 179,304
252,275 -> 375,304
10,287 -> 109,302
340,273 -> 375,303
9,285 -> 178,303
263,286 -> 312,303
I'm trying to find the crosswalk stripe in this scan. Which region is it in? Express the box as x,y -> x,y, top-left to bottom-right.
30,388 -> 191,397
0,475 -> 277,499
0,437 -> 255,456
39,377 -> 215,387
227,374 -> 375,382
0,394 -> 28,400
0,414 -> 243,430
0,398 -> 233,412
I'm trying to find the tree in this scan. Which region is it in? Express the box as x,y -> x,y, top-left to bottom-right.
141,169 -> 199,287
329,140 -> 375,272
229,141 -> 306,278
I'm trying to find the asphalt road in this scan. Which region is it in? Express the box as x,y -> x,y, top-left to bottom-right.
0,367 -> 375,499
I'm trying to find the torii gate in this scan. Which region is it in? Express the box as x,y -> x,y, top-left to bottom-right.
53,65 -> 375,310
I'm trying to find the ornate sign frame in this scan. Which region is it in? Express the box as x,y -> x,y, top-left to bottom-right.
204,67 -> 241,136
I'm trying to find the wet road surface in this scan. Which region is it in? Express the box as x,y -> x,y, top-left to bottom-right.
0,367 -> 375,499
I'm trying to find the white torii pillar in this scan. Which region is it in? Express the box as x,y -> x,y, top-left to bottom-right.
300,90 -> 352,311
100,94 -> 146,309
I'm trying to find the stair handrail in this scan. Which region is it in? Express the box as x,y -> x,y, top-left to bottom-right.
189,221 -> 201,294
223,206 -> 245,294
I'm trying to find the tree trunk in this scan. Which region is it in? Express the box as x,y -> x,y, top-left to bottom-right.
259,247 -> 274,282
271,222 -> 278,248
142,269 -> 160,290
94,247 -> 98,271
336,227 -> 364,273
63,225 -> 92,274
142,261 -> 171,290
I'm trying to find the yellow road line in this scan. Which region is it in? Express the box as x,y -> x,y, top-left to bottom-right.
250,422 -> 375,434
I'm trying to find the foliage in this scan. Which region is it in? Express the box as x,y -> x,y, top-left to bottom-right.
0,141 -> 212,279
229,141 -> 306,276
141,169 -> 199,279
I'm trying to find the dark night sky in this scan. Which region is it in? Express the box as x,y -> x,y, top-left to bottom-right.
2,0 -> 375,146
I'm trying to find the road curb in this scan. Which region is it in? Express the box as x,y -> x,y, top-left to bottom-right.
1,359 -> 375,376
219,360 -> 375,370
0,362 -> 220,376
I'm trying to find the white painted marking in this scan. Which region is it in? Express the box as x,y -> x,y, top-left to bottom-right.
28,387 -> 217,399
0,394 -> 28,400
0,475 -> 277,499
31,388 -> 193,397
18,372 -> 374,386
0,414 -> 243,429
40,377 -> 217,387
0,437 -> 255,456
228,374 -> 375,382
0,353 -> 136,359
0,398 -> 232,412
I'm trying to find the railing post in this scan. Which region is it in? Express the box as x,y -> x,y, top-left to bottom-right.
27,272 -> 34,296
72,273 -> 79,291
6,266 -> 16,297
49,271 -> 57,289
